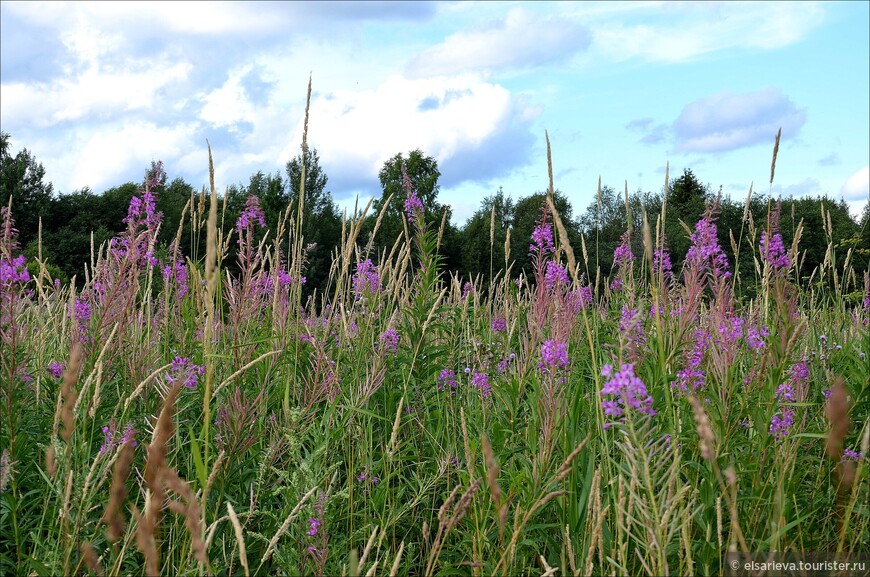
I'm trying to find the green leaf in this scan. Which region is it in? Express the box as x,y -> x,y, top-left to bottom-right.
189,425 -> 207,491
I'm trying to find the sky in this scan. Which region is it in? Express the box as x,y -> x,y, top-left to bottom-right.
1,1 -> 868,224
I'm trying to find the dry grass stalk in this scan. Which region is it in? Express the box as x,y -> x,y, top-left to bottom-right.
164,468 -> 207,566
825,377 -> 855,490
770,127 -> 781,184
358,525 -> 380,570
259,483 -> 319,566
481,435 -> 507,539
385,396 -> 404,461
45,445 -> 57,478
80,541 -> 104,577
540,554 -> 558,577
227,501 -> 250,577
104,439 -> 135,542
136,382 -> 182,573
688,395 -> 716,461
123,362 -> 173,410
389,540 -> 405,577
204,450 -> 226,503
60,342 -> 83,443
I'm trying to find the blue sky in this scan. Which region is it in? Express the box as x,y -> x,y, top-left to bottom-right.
1,1 -> 868,223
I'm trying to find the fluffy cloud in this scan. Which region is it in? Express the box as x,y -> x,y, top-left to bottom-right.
279,75 -> 537,199
407,7 -> 591,77
673,88 -> 806,153
591,2 -> 824,63
841,166 -> 869,201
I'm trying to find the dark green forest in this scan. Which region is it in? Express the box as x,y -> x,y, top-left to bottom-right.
2,131 -> 868,300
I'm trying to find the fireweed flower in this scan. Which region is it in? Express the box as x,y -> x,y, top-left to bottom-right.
472,371 -> 492,398
653,248 -> 673,278
843,448 -> 864,461
166,356 -> 205,389
307,517 -> 321,536
161,247 -> 189,298
619,306 -> 646,350
759,230 -> 790,270
437,369 -> 457,392
403,191 -> 424,224
379,328 -> 399,355
745,325 -> 770,350
613,231 -> 634,268
530,222 -> 554,255
544,261 -> 569,290
491,316 -> 507,332
236,195 -> 266,233
462,281 -> 474,300
47,361 -> 65,379
0,254 -> 29,286
769,362 -> 807,440
539,340 -> 569,373
600,364 -> 656,428
352,259 -> 380,297
686,212 -> 730,278
100,421 -> 138,453
674,330 -> 711,393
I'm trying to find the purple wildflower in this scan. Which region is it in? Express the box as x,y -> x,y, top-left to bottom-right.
462,281 -> 474,300
544,261 -> 569,290
539,340 -> 569,372
769,409 -> 794,440
653,248 -> 672,277
166,356 -> 205,389
100,420 -> 138,453
491,316 -> 507,332
843,448 -> 864,461
613,231 -> 634,268
307,517 -> 321,537
0,254 -> 29,286
530,221 -> 554,255
352,259 -> 380,297
437,369 -> 457,392
760,231 -> 790,270
746,325 -> 769,350
674,330 -> 711,393
379,328 -> 399,355
600,364 -> 656,427
686,212 -> 731,278
162,250 -> 189,298
403,191 -> 424,224
619,306 -> 646,347
48,361 -> 65,379
472,371 -> 492,398
236,195 -> 266,233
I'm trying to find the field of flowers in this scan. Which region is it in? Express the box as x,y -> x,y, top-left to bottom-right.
0,142 -> 868,576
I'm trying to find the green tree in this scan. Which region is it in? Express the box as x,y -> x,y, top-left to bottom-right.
285,148 -> 342,293
0,132 -> 54,250
510,190 -> 581,279
364,149 -> 447,257
460,187 -> 515,286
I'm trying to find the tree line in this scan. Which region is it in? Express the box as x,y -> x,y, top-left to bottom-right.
2,131 -> 868,298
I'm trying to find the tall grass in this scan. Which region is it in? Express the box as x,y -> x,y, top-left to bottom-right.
0,122 -> 867,577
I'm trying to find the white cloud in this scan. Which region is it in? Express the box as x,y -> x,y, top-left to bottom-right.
0,59 -> 192,129
45,121 -> 201,193
673,87 -> 806,153
277,74 -> 533,197
407,7 -> 591,77
590,2 -> 824,63
841,166 -> 869,201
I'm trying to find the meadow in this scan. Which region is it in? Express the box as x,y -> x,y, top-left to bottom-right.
0,131 -> 868,577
